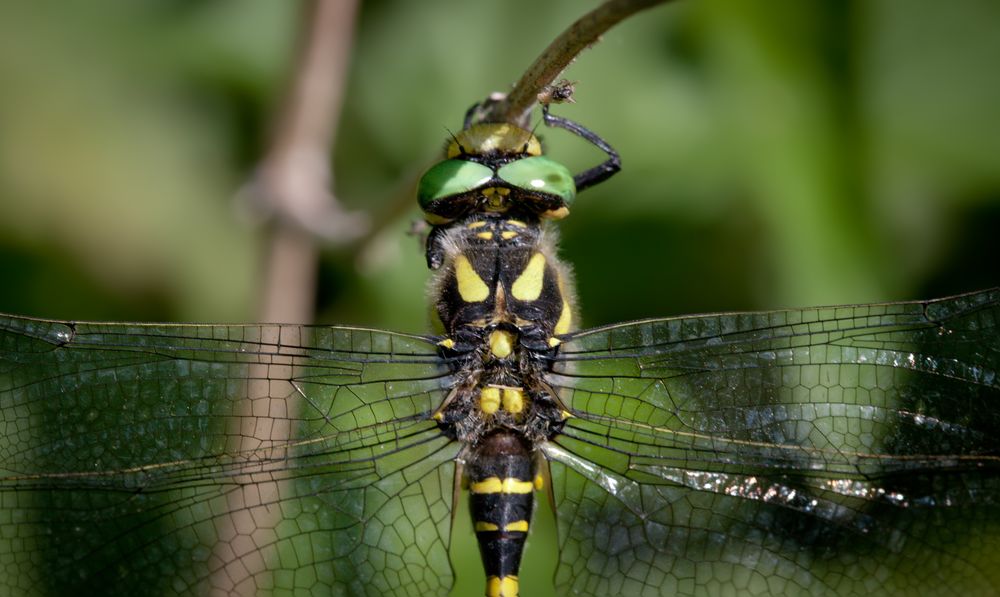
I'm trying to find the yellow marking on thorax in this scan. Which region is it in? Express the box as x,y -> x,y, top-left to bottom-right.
467,221 -> 488,229
553,299 -> 572,335
489,330 -> 514,358
504,520 -> 529,532
469,476 -> 534,494
553,269 -> 572,335
500,231 -> 518,240
475,521 -> 499,532
533,474 -> 544,490
501,388 -> 525,414
506,219 -> 526,228
479,387 -> 501,415
510,253 -> 546,301
486,575 -> 519,597
476,231 -> 494,240
437,338 -> 455,349
455,254 -> 489,302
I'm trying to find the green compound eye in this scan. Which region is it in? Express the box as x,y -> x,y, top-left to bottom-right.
417,159 -> 494,209
497,156 -> 576,204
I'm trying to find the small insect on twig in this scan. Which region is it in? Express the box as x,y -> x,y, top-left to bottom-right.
537,79 -> 578,106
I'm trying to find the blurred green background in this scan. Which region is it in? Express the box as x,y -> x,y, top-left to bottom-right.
1,0 -> 998,595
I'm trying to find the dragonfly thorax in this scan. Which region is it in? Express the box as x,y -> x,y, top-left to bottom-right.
430,214 -> 573,446
430,216 -> 572,342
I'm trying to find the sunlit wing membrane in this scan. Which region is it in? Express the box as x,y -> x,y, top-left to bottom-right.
0,317 -> 459,596
545,288 -> 1000,596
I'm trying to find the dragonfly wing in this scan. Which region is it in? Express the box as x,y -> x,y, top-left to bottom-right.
0,317 -> 459,596
545,288 -> 1000,596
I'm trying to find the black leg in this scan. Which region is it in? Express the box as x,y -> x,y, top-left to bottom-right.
425,225 -> 449,269
462,102 -> 480,130
542,105 -> 621,192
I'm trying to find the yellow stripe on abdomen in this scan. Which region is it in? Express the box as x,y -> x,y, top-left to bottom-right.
486,575 -> 519,597
503,520 -> 529,532
469,476 -> 534,495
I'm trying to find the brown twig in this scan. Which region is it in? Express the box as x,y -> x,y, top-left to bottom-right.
249,0 -> 365,324
482,0 -> 673,127
211,2 -> 360,593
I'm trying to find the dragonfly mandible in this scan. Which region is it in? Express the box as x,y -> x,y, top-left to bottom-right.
1,103 -> 999,597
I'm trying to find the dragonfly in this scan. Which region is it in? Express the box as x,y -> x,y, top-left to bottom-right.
1,102 -> 999,597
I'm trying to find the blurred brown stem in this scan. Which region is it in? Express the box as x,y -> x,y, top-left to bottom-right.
255,0 -> 365,324
483,0 -> 673,126
212,2 -> 360,593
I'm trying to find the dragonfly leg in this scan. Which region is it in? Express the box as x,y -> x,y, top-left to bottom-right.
542,104 -> 621,192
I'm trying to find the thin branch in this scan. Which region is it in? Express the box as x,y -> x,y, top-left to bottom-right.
211,2 -> 359,592
247,0 -> 366,324
482,0 -> 673,126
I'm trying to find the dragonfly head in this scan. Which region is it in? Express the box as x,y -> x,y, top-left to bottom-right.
417,123 -> 576,224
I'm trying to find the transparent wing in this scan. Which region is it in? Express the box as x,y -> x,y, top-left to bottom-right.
544,288 -> 1000,596
0,316 -> 460,596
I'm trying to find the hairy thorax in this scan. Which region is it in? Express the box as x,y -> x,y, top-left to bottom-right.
429,214 -> 574,444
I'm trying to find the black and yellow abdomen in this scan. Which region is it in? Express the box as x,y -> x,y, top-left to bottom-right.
467,431 -> 537,597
